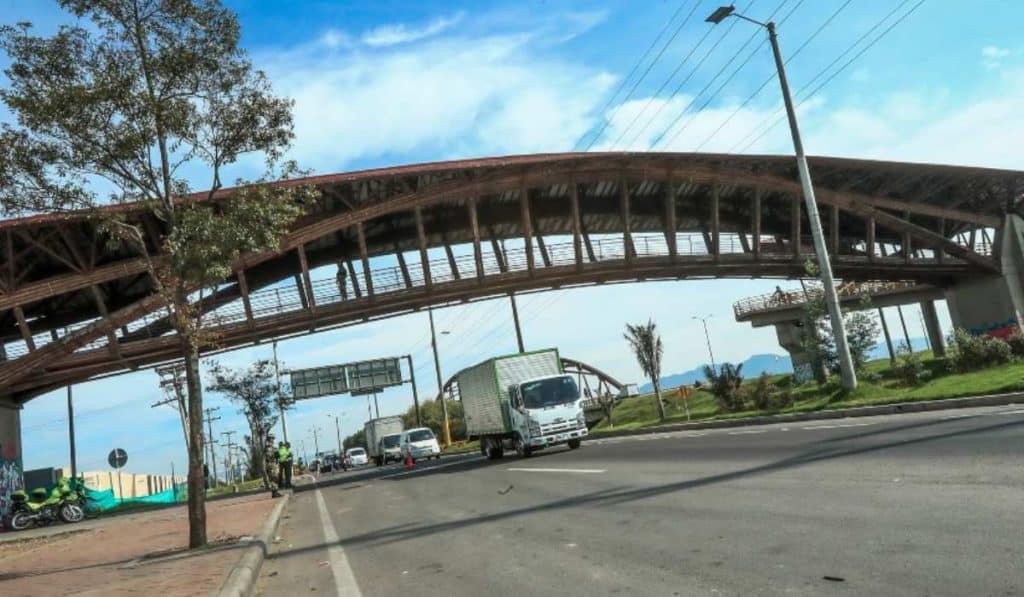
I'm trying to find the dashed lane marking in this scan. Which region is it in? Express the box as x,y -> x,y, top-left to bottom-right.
506,468 -> 606,474
315,487 -> 363,597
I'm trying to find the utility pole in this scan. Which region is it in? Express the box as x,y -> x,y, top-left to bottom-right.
509,293 -> 525,353
311,426 -> 321,458
405,354 -> 422,427
897,306 -> 913,353
334,414 -> 344,456
155,363 -> 190,449
692,315 -> 717,372
203,407 -> 221,486
221,431 -> 237,484
429,308 -> 452,447
706,5 -> 857,390
66,385 -> 77,480
273,341 -> 290,443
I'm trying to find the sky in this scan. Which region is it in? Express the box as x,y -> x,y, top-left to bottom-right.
5,0 -> 1023,476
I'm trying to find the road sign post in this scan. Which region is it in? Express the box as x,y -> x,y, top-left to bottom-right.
108,448 -> 127,503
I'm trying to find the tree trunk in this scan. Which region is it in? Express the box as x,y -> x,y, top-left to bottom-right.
182,333 -> 208,548
652,379 -> 666,421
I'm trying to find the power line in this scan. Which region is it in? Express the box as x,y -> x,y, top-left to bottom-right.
618,0 -> 759,150
692,0 -> 844,152
732,0 -> 920,154
577,0 -> 703,151
648,0 -> 791,150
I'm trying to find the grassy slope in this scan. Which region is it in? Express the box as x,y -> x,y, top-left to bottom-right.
593,354 -> 1024,432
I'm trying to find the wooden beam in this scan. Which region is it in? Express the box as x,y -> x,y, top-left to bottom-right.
237,270 -> 255,329
89,285 -> 124,361
13,306 -> 35,352
830,205 -> 840,256
570,182 -> 583,271
356,222 -> 374,297
346,260 -> 362,298
296,244 -> 317,314
468,198 -> 484,281
620,181 -> 634,265
791,194 -> 801,258
903,211 -> 912,264
665,183 -> 678,261
752,190 -> 761,261
0,257 -> 152,311
937,218 -> 945,263
580,217 -> 597,263
395,247 -> 412,288
520,190 -> 535,274
294,275 -> 309,310
414,207 -> 432,288
866,217 -> 876,262
711,185 -> 720,262
14,230 -> 81,273
490,233 -> 508,273
444,242 -> 460,280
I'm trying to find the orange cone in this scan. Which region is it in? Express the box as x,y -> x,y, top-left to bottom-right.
404,453 -> 414,470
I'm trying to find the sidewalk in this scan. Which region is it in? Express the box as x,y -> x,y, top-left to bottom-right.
0,493 -> 278,597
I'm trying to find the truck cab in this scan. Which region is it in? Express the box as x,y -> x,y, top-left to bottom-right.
379,433 -> 403,464
506,373 -> 587,457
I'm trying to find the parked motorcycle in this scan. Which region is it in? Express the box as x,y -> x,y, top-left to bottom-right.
8,479 -> 84,531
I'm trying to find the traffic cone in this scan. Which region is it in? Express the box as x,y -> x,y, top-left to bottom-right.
405,453 -> 414,470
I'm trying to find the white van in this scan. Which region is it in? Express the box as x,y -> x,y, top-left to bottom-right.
345,447 -> 368,466
400,427 -> 441,462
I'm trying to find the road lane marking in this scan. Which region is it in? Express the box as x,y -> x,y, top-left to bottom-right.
728,429 -> 767,435
801,422 -> 875,430
506,467 -> 606,474
314,488 -> 363,597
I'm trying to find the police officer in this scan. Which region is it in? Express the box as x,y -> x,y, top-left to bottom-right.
263,434 -> 281,498
277,441 -> 293,489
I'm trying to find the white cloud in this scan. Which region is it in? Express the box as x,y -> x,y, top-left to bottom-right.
258,31 -> 614,171
319,29 -> 352,49
981,45 -> 1011,70
361,12 -> 465,48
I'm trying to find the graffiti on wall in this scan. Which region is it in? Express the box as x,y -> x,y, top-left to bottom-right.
0,440 -> 24,524
968,316 -> 1020,340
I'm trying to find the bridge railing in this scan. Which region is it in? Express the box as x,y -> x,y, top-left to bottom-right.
732,279 -> 921,319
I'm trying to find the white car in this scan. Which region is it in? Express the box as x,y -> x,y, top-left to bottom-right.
345,447 -> 369,466
400,427 -> 441,462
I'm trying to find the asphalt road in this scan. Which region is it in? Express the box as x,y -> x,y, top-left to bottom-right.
257,405 -> 1024,596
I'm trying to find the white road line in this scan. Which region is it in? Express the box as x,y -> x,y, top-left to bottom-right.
315,487 -> 363,597
506,467 -> 606,474
801,422 -> 875,430
728,429 -> 767,435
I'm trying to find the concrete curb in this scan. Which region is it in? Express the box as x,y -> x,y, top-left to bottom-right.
216,492 -> 291,597
586,391 -> 1024,439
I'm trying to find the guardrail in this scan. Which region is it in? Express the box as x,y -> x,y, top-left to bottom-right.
732,280 -> 921,319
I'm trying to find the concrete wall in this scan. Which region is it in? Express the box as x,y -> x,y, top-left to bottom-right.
82,470 -> 178,498
946,215 -> 1024,339
0,397 -> 23,522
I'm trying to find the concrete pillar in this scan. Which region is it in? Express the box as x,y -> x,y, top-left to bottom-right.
0,397 -> 24,522
946,215 -> 1024,339
920,301 -> 946,357
774,321 -> 824,384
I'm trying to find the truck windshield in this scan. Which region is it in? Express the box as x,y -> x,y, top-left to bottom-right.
407,429 -> 434,442
520,376 -> 579,409
382,435 -> 401,448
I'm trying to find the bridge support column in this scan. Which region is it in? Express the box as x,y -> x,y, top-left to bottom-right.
0,396 -> 24,522
919,300 -> 946,357
774,321 -> 824,384
945,215 -> 1024,339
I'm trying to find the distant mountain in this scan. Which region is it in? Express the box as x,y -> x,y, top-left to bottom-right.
640,353 -> 793,393
869,336 -> 929,359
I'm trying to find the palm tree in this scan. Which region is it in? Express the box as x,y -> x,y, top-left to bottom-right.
625,320 -> 667,421
703,362 -> 745,412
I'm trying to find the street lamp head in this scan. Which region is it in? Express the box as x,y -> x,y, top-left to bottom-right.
706,5 -> 735,24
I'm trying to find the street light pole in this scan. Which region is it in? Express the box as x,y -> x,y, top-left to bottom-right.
706,5 -> 857,390
429,308 -> 452,447
334,414 -> 344,455
272,341 -> 290,443
692,315 -> 717,372
66,385 -> 77,481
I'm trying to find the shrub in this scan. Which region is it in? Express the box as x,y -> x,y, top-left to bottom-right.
947,328 -> 1012,372
1007,331 -> 1024,358
861,371 -> 883,383
746,372 -> 775,411
704,362 -> 745,412
894,348 -> 931,386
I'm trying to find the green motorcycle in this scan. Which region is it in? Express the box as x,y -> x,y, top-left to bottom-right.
8,479 -> 85,531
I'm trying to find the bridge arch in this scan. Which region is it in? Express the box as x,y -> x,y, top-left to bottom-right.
0,151 -> 1016,400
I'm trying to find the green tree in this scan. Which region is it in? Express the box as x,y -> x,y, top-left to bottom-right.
205,359 -> 279,482
625,319 -> 666,422
844,309 -> 881,370
0,1 -> 315,547
703,362 -> 745,412
400,399 -> 466,441
343,429 -> 366,452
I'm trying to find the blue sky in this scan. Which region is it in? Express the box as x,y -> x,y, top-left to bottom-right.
6,0 -> 1023,475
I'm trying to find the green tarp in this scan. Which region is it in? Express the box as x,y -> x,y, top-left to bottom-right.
81,484 -> 186,511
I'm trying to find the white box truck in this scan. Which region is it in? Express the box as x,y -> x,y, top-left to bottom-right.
457,349 -> 587,459
364,416 -> 405,466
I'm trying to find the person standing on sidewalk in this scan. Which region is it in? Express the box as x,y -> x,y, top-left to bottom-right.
263,434 -> 281,498
277,441 -> 293,489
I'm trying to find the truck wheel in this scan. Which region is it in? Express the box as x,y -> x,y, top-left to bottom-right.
483,438 -> 504,460
568,438 -> 582,450
514,436 -> 533,458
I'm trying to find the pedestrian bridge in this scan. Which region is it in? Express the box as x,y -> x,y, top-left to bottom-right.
0,151 -> 1018,402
